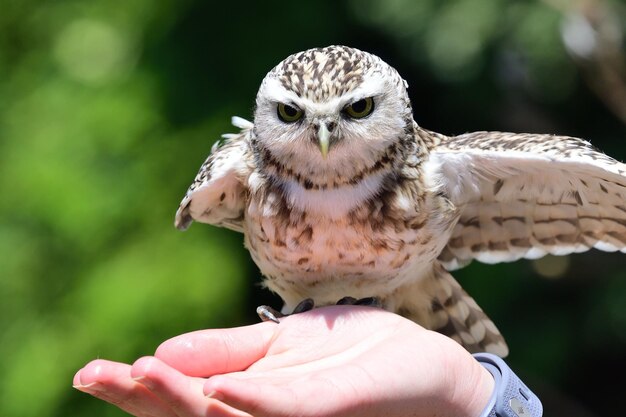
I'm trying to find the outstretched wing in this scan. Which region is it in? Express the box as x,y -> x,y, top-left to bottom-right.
424,131 -> 626,270
175,117 -> 255,233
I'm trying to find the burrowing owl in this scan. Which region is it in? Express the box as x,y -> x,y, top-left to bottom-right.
175,46 -> 626,357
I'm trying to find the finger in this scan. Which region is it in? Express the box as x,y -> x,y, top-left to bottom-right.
74,359 -> 177,417
202,374 -> 347,417
155,322 -> 276,377
76,387 -> 164,417
203,375 -> 294,417
131,356 -> 252,417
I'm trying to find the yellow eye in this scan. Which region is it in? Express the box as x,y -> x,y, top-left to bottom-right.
277,103 -> 303,123
343,97 -> 374,119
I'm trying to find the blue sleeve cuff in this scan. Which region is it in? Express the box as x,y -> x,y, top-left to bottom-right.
473,353 -> 543,417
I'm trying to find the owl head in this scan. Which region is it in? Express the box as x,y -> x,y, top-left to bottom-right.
252,46 -> 414,188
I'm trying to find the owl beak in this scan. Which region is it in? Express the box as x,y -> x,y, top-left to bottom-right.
317,123 -> 331,158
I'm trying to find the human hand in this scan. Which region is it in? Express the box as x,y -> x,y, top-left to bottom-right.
74,305 -> 494,417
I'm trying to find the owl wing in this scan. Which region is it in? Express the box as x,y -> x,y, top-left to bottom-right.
424,131 -> 626,270
174,117 -> 255,233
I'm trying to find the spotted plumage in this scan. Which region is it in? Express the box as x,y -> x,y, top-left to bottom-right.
175,46 -> 626,357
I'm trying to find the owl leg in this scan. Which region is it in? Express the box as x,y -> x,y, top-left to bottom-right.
256,298 -> 315,323
336,296 -> 382,308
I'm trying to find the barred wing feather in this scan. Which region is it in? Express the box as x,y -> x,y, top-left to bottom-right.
175,117 -> 254,233
425,131 -> 626,270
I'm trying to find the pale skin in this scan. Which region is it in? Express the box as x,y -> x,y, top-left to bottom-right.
73,306 -> 494,417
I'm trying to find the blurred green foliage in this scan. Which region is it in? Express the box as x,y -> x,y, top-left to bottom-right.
0,1 -> 625,416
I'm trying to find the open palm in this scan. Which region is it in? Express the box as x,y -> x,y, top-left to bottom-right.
74,306 -> 492,417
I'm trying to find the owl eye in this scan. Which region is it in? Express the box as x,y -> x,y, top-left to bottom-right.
343,97 -> 374,119
277,103 -> 303,123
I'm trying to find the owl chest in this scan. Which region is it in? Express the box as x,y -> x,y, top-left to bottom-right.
243,188 -> 449,302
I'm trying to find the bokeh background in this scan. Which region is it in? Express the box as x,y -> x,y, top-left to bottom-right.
1,0 -> 625,416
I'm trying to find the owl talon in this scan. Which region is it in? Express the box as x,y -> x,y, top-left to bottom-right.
292,298 -> 315,314
256,298 -> 315,323
355,297 -> 382,308
336,296 -> 382,308
256,305 -> 283,323
336,296 -> 357,305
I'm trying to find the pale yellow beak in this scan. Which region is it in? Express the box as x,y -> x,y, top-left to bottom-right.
317,123 -> 331,158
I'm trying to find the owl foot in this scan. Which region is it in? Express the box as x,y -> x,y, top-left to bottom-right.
256,297 -> 381,323
336,296 -> 382,308
256,298 -> 315,323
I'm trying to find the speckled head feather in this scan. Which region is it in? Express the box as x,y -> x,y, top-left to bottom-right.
259,45 -> 409,104
269,46 -> 403,101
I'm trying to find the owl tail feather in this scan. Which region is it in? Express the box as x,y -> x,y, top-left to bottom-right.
394,264 -> 509,357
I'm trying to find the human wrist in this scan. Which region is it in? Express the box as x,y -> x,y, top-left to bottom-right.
438,342 -> 495,417
463,359 -> 495,417
420,332 -> 495,417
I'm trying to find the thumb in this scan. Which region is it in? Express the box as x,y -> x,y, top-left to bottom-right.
155,321 -> 276,377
